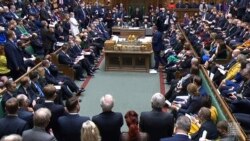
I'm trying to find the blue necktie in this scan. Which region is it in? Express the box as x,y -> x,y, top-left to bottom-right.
34,82 -> 44,97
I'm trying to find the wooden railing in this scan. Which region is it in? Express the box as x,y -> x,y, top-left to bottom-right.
200,66 -> 248,141
0,47 -> 63,96
177,24 -> 248,141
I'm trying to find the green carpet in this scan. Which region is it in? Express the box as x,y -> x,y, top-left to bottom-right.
75,59 -> 162,131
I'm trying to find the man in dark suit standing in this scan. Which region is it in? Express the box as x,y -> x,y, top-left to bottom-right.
4,30 -> 26,79
0,98 -> 29,138
140,93 -> 174,141
75,3 -> 87,29
58,96 -> 90,141
34,84 -> 65,140
22,108 -> 57,141
152,26 -> 164,70
92,94 -> 123,141
160,116 -> 191,141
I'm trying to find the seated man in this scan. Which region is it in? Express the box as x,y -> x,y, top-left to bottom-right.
209,49 -> 241,86
165,50 -> 193,84
165,66 -> 199,102
42,59 -> 84,98
216,120 -> 238,140
191,107 -> 218,141
58,43 -> 93,79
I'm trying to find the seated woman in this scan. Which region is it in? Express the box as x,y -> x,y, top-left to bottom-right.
219,60 -> 247,98
0,45 -> 10,76
203,39 -> 227,68
222,54 -> 246,82
121,110 -> 148,141
170,83 -> 203,117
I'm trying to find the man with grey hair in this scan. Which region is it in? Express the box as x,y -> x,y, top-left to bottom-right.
160,116 -> 191,141
16,94 -> 33,128
0,134 -> 22,141
92,94 -> 123,141
140,93 -> 174,141
22,108 -> 57,141
192,107 -> 218,141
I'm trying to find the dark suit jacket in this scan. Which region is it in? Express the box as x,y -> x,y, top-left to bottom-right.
178,96 -> 203,115
58,114 -> 90,141
34,101 -> 65,140
75,7 -> 87,21
40,8 -> 50,21
160,134 -> 191,141
234,113 -> 250,131
58,51 -> 74,66
41,28 -> 56,51
44,68 -> 59,85
179,56 -> 192,69
191,120 -> 218,141
0,115 -> 28,138
152,31 -> 163,52
22,127 -> 57,141
1,92 -> 13,114
18,107 -> 33,128
92,111 -> 123,141
140,109 -> 174,141
16,86 -> 35,103
4,40 -> 25,70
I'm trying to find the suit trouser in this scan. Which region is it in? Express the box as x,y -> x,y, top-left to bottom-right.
165,66 -> 178,83
230,99 -> 250,114
153,51 -> 164,69
10,68 -> 26,80
234,113 -> 250,132
72,64 -> 84,79
57,75 -> 79,92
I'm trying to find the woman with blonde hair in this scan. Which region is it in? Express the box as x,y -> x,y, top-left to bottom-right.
81,120 -> 101,141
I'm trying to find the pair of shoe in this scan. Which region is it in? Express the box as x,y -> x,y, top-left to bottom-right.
76,77 -> 85,81
92,67 -> 99,71
163,81 -> 171,85
88,73 -> 95,76
76,88 -> 85,96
